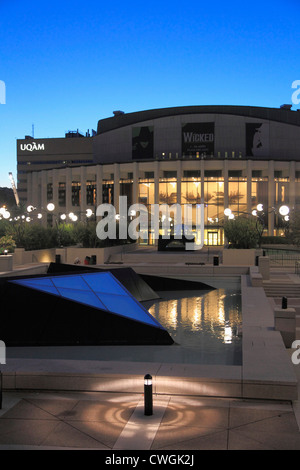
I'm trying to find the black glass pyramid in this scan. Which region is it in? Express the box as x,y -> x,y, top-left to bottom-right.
10,272 -> 162,329
1,271 -> 173,346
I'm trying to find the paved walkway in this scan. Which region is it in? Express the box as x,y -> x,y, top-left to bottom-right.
1,376 -> 300,450
1,263 -> 300,450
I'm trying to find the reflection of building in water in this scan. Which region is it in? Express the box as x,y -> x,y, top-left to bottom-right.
148,289 -> 241,345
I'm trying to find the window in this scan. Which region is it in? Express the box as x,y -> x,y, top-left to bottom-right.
58,182 -> 66,207
47,183 -> 53,202
72,182 -> 81,206
86,181 -> 96,206
102,181 -> 114,204
159,179 -> 177,205
228,177 -> 247,215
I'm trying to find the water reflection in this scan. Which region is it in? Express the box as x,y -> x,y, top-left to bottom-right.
148,287 -> 241,351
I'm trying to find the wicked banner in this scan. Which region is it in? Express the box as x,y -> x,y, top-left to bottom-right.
182,122 -> 215,157
132,126 -> 154,160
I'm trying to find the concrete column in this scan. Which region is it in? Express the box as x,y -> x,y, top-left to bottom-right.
26,172 -> 32,206
268,160 -> 275,235
259,256 -> 270,280
52,169 -> 59,211
96,165 -> 103,207
223,159 -> 228,210
66,167 -> 72,214
80,166 -> 87,219
132,162 -> 139,204
154,161 -> 159,205
79,166 -> 87,221
247,160 -> 252,214
41,171 -> 48,211
31,172 -> 38,208
289,161 -> 296,210
176,160 -> 182,205
200,159 -> 205,204
113,163 -> 120,213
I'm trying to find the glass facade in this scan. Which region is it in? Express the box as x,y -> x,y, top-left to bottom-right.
251,177 -> 268,228
86,180 -> 97,206
102,181 -> 114,204
138,179 -> 155,244
120,179 -> 133,207
204,177 -> 224,245
228,177 -> 247,215
274,177 -> 289,234
72,182 -> 81,206
58,182 -> 66,207
33,161 -> 299,246
159,178 -> 177,205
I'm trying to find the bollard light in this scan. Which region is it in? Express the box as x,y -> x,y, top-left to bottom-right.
282,296 -> 288,309
144,374 -> 153,416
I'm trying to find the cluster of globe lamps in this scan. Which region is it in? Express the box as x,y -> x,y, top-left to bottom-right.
0,203 -> 93,222
224,204 -> 290,220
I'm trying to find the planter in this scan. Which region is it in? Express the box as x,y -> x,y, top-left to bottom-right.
0,255 -> 13,272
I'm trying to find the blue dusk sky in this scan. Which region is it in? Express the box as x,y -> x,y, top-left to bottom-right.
0,0 -> 299,188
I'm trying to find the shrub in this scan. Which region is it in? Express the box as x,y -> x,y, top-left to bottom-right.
260,235 -> 288,245
224,217 -> 262,249
0,235 -> 16,254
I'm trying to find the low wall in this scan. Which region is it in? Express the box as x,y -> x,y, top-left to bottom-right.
0,255 -> 13,271
63,243 -> 136,265
223,249 -> 257,266
13,248 -> 56,265
12,244 -> 137,267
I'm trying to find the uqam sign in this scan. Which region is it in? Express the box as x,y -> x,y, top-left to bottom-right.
20,142 -> 45,151
95,196 -> 205,251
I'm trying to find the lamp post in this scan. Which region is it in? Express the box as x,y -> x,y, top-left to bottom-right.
144,374 -> 153,416
224,204 -> 290,247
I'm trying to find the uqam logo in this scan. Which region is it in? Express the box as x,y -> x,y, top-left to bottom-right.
0,80 -> 5,104
20,142 -> 45,152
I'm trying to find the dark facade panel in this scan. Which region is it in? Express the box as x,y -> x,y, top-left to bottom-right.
97,105 -> 300,135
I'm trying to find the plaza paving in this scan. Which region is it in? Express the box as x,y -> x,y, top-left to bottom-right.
0,384 -> 300,450
1,257 -> 300,450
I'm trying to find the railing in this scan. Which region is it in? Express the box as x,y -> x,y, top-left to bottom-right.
263,249 -> 300,268
296,261 -> 300,276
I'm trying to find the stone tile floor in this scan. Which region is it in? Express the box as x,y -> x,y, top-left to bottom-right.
0,391 -> 300,450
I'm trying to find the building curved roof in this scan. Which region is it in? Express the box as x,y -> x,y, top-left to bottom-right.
97,105 -> 300,134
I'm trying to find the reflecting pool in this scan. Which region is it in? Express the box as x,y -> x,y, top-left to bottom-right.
145,277 -> 242,365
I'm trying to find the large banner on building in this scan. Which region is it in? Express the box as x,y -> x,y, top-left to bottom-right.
182,122 -> 215,157
246,122 -> 269,157
132,126 -> 154,160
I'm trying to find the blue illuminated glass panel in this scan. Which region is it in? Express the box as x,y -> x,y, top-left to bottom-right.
56,287 -> 107,310
95,292 -> 160,327
18,282 -> 59,296
83,272 -> 126,296
9,272 -> 164,329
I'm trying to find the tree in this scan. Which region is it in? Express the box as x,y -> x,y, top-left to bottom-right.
224,217 -> 262,249
0,235 -> 16,254
288,210 -> 300,246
